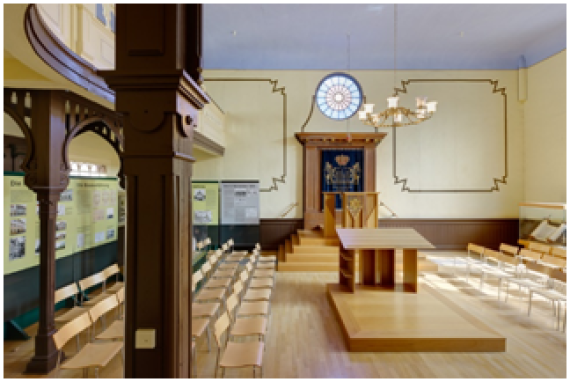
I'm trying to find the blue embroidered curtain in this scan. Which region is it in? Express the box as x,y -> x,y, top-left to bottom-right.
321,148 -> 364,209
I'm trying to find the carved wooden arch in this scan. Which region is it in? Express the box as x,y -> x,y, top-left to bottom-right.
63,115 -> 125,188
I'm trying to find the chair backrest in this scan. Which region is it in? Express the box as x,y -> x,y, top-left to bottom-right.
55,283 -> 80,305
78,272 -> 106,292
201,261 -> 212,276
102,264 -> 121,279
499,253 -> 518,267
541,254 -> 566,268
245,262 -> 253,273
526,260 -> 553,277
233,280 -> 244,296
88,294 -> 119,324
228,238 -> 234,246
467,243 -> 485,258
116,286 -> 125,304
52,312 -> 92,351
483,249 -> 501,262
222,243 -> 228,251
213,312 -> 231,348
239,270 -> 249,283
197,241 -> 204,250
519,249 -> 542,261
255,243 -> 261,251
225,293 -> 239,321
529,242 -> 551,256
192,270 -> 203,291
204,238 -> 211,245
551,247 -> 566,259
499,244 -> 519,257
209,254 -> 218,267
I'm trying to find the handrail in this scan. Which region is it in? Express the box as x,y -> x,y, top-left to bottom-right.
279,202 -> 298,218
379,201 -> 397,217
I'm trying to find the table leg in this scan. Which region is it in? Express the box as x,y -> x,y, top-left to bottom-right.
360,249 -> 376,286
377,249 -> 395,287
403,249 -> 418,293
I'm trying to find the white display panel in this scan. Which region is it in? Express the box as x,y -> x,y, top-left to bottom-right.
220,182 -> 259,225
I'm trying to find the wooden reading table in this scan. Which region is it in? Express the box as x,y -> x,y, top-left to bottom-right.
336,228 -> 435,293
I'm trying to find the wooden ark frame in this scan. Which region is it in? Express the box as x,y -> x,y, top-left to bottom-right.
295,132 -> 387,230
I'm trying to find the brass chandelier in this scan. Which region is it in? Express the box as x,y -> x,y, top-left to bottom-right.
359,4 -> 437,128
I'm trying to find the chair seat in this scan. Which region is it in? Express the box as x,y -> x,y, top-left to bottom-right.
213,270 -> 236,279
82,292 -> 111,306
255,263 -> 275,270
219,341 -> 264,368
192,318 -> 210,338
95,319 -> 124,340
55,306 -> 89,323
531,288 -> 566,301
259,256 -> 276,262
195,288 -> 226,302
61,341 -> 123,370
249,279 -> 274,289
218,263 -> 240,271
244,289 -> 271,301
508,278 -> 545,290
192,302 -> 219,318
253,270 -> 275,278
106,282 -> 124,294
204,278 -> 231,289
238,302 -> 270,317
482,268 -> 513,279
230,317 -> 267,337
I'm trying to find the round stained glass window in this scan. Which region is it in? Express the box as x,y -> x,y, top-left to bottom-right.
315,72 -> 363,120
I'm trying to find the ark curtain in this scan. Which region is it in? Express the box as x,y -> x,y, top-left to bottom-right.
321,148 -> 364,209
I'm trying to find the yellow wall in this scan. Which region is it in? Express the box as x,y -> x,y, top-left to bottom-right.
198,69 -> 526,218
524,50 -> 566,203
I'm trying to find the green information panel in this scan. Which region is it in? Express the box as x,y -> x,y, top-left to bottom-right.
4,174 -> 119,275
192,182 -> 219,225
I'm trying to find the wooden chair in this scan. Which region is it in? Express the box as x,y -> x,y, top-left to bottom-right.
78,272 -> 110,306
55,283 -> 88,324
194,270 -> 228,305
88,294 -> 119,340
95,290 -> 125,341
213,312 -> 264,378
454,243 -> 485,278
233,280 -> 270,318
192,275 -> 222,321
479,252 -> 516,300
256,244 -> 277,263
528,269 -> 566,330
226,293 -> 267,342
551,247 -> 566,259
52,312 -> 123,378
540,254 -> 566,270
209,254 -> 237,285
505,261 -> 549,303
102,264 -> 123,294
252,253 -> 275,270
499,243 -> 519,258
518,249 -> 543,264
529,242 -> 551,257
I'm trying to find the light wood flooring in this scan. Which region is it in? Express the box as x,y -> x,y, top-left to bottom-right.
4,252 -> 567,378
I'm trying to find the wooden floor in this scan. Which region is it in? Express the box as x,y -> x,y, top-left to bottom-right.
4,253 -> 567,378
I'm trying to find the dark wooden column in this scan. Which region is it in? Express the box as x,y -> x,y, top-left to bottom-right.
100,4 -> 209,378
25,90 -> 69,374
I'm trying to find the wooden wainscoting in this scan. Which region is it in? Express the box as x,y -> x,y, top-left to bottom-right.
261,218 -> 519,251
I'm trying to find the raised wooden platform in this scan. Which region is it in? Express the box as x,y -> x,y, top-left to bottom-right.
327,283 -> 506,352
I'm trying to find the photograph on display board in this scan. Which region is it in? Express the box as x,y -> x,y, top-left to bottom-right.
76,233 -> 85,249
10,218 -> 26,235
106,228 -> 115,240
10,204 -> 26,217
9,237 -> 26,260
94,231 -> 105,243
102,190 -> 110,205
56,232 -> 66,241
35,238 -> 40,255
93,209 -> 104,221
55,240 -> 66,250
57,204 -> 66,216
60,189 -> 73,202
92,191 -> 101,207
106,207 -> 114,219
194,188 -> 206,201
118,193 -> 126,224
195,210 -> 212,224
56,220 -> 67,232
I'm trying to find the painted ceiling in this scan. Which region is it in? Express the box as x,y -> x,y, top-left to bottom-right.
203,4 -> 566,70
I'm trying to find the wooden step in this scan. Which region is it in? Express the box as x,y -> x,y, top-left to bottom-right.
291,233 -> 300,246
278,262 -> 339,272
298,236 -> 340,246
285,253 -> 339,263
293,245 -> 338,254
278,245 -> 285,262
284,238 -> 292,257
297,229 -> 324,238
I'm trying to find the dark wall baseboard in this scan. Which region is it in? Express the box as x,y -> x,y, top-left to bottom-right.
260,218 -> 519,251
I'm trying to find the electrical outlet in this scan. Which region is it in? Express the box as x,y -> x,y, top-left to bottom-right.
135,329 -> 156,349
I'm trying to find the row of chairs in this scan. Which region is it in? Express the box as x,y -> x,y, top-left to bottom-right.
51,287 -> 125,377
191,242 -> 277,377
454,243 -> 566,331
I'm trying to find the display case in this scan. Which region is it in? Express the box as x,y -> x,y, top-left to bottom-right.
519,202 -> 566,248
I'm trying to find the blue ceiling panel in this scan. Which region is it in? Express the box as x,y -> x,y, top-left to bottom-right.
203,4 -> 566,70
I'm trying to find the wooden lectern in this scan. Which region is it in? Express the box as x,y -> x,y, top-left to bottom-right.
322,192 -> 380,238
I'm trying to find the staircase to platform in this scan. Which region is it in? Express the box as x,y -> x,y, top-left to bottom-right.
277,229 -> 351,271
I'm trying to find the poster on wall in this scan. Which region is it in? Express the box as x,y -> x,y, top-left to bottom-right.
3,174 -> 119,276
192,182 -> 219,226
117,191 -> 126,226
220,182 -> 259,225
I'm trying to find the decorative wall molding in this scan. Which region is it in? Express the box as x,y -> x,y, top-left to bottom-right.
203,78 -> 287,192
392,79 -> 508,193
